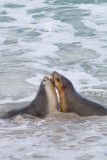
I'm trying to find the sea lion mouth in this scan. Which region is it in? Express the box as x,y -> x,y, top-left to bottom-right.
50,78 -> 54,85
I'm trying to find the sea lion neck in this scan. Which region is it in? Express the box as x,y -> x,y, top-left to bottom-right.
37,82 -> 46,97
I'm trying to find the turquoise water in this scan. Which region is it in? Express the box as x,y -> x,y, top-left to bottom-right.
0,0 -> 107,159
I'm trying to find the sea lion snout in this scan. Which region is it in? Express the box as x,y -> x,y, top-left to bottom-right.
42,76 -> 55,87
42,76 -> 50,85
52,71 -> 61,83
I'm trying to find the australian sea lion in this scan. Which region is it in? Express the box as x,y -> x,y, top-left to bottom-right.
52,71 -> 107,116
2,76 -> 58,119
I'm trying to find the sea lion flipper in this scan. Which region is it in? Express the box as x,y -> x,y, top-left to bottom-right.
2,110 -> 18,119
2,109 -> 23,119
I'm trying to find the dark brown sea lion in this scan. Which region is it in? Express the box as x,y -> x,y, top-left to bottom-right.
52,71 -> 107,116
2,76 -> 58,119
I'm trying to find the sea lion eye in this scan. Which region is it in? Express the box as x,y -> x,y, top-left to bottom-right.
57,78 -> 60,82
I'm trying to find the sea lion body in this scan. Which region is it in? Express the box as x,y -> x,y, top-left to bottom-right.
3,76 -> 58,119
52,71 -> 107,116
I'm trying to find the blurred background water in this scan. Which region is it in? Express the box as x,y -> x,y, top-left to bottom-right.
0,0 -> 107,159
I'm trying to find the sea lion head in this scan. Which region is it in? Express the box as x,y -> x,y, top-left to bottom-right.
41,76 -> 58,112
42,76 -> 53,87
52,71 -> 74,93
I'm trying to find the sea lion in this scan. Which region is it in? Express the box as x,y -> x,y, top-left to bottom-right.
52,71 -> 107,116
2,76 -> 58,119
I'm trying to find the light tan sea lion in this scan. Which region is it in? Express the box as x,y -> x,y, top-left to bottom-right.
2,76 -> 58,119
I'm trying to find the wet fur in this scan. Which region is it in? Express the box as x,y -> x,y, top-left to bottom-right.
52,71 -> 107,116
2,82 -> 48,119
65,90 -> 107,116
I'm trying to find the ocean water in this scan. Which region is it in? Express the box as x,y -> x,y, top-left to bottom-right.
0,0 -> 107,159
